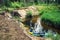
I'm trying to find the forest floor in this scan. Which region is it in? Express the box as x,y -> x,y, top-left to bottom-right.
0,15 -> 31,40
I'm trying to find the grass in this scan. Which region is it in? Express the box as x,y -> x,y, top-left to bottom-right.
0,2 -> 25,12
10,2 -> 25,8
36,5 -> 60,28
41,11 -> 60,22
41,10 -> 60,28
36,5 -> 58,15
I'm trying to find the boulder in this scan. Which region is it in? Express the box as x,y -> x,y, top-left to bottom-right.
10,6 -> 39,22
28,6 -> 39,16
11,9 -> 27,22
18,10 -> 27,21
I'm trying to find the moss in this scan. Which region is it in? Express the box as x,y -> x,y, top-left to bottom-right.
41,11 -> 60,29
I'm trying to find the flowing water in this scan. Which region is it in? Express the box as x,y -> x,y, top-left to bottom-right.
33,18 -> 43,34
29,16 -> 57,37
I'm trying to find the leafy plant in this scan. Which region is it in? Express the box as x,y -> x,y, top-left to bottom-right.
10,2 -> 24,8
10,2 -> 20,8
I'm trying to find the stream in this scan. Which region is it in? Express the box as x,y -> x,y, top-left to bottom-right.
26,15 -> 57,37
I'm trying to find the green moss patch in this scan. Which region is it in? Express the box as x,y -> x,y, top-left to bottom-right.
41,11 -> 60,29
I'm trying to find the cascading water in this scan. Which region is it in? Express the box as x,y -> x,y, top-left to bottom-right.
33,18 -> 45,37
29,17 -> 57,37
33,18 -> 43,33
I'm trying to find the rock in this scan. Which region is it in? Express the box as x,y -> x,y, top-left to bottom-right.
10,6 -> 39,23
18,10 -> 27,21
11,9 -> 27,22
5,12 -> 12,19
28,6 -> 39,16
11,10 -> 21,17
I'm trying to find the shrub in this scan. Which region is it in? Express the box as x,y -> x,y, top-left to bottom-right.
10,2 -> 24,8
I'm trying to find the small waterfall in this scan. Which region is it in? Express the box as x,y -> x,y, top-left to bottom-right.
33,18 -> 43,33
29,16 -> 57,37
32,17 -> 45,37
32,17 -> 57,37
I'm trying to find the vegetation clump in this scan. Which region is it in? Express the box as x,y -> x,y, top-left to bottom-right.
41,11 -> 60,29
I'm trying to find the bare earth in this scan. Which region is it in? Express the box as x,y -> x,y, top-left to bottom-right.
0,15 -> 31,40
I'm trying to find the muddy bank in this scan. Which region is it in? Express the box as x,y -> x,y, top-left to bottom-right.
41,21 -> 60,33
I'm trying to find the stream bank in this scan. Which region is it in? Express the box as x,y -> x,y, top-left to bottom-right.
0,15 -> 31,40
0,6 -> 60,40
